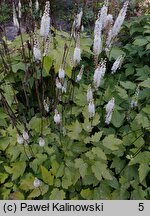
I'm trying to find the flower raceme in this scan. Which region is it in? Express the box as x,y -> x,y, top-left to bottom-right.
105,98 -> 115,124
88,100 -> 95,119
111,55 -> 123,74
13,3 -> 19,29
93,60 -> 106,90
76,65 -> 84,82
106,1 -> 129,49
40,1 -> 51,38
33,36 -> 42,61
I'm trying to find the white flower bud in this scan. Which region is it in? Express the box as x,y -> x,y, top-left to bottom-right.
39,137 -> 45,147
17,134 -> 24,145
54,109 -> 61,124
58,68 -> 65,79
23,131 -> 29,141
88,100 -> 95,118
33,177 -> 41,188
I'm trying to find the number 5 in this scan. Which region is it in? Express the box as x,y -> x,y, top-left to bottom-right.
138,203 -> 144,211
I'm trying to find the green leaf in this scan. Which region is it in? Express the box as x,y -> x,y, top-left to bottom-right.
75,158 -> 88,178
12,161 -> 26,180
0,173 -> 8,184
91,132 -> 103,143
12,62 -> 25,73
49,188 -> 66,200
102,135 -> 123,151
120,81 -> 136,90
40,165 -> 54,186
116,86 -> 128,99
138,164 -> 150,183
67,120 -> 82,140
109,47 -> 125,60
92,161 -> 112,181
111,110 -> 125,128
92,113 -> 100,126
80,188 -> 93,200
133,38 -> 148,46
140,78 -> 150,88
91,147 -> 107,160
28,189 -> 41,199
135,113 -> 149,128
0,137 -> 9,151
129,152 -> 150,165
43,56 -> 52,75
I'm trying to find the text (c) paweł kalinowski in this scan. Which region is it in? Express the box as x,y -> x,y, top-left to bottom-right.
20,202 -> 104,212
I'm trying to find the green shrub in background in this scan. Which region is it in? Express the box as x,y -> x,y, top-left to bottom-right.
0,1 -> 150,200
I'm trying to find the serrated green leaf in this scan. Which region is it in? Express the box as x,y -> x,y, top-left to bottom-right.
92,147 -> 107,160
135,113 -> 149,128
91,161 -> 112,181
133,38 -> 148,46
91,131 -> 103,143
67,120 -> 82,140
0,173 -> 8,184
120,81 -> 136,90
40,165 -> 54,185
75,158 -> 88,178
138,164 -> 150,183
140,78 -> 150,88
49,188 -> 66,200
80,188 -> 93,200
102,135 -> 123,151
111,110 -> 125,128
28,189 -> 41,199
12,161 -> 26,180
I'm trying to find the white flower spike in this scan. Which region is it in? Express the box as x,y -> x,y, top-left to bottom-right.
88,100 -> 95,119
40,1 -> 51,37
105,97 -> 115,124
93,60 -> 106,89
111,55 -> 123,74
